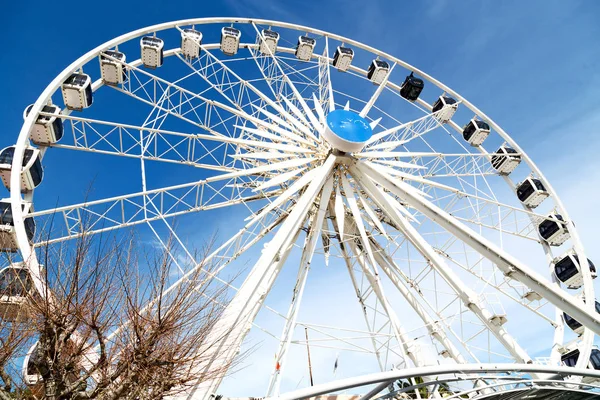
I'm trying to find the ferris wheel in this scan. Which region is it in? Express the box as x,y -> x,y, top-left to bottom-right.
2,17 -> 600,399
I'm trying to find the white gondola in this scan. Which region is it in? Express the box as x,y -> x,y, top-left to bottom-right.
564,301 -> 600,335
0,146 -> 43,191
0,199 -> 35,252
538,214 -> 570,246
553,250 -> 596,289
432,95 -> 458,123
516,177 -> 549,208
258,29 -> 279,55
462,118 -> 490,146
562,345 -> 600,382
400,72 -> 424,102
491,146 -> 521,175
23,341 -> 43,386
295,36 -> 316,61
99,50 -> 127,86
140,36 -> 164,68
23,104 -> 63,145
61,73 -> 92,111
221,27 -> 241,56
23,339 -> 98,387
181,28 -> 203,59
0,263 -> 33,321
333,46 -> 353,72
367,59 -> 389,85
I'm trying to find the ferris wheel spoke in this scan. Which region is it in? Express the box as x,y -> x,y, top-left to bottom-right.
364,161 -> 525,214
49,113 -> 237,171
175,51 -> 250,115
113,56 -> 298,141
386,170 -> 548,242
247,105 -> 316,146
176,47 -> 319,148
361,151 -> 499,180
365,113 -> 445,150
246,48 -> 321,144
267,175 -> 333,396
30,173 -> 282,245
246,49 -> 315,140
318,36 -> 335,113
351,162 -> 535,365
436,247 -> 555,325
356,160 -> 600,337
184,154 -> 337,398
52,112 -> 316,175
251,23 -> 322,142
359,63 -> 396,118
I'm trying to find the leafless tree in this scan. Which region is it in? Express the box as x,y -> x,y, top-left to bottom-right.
0,229 -> 236,400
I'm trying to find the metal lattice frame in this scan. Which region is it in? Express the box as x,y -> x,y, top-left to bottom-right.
9,17 -> 598,400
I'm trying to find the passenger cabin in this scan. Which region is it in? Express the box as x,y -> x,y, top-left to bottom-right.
295,36 -> 316,61
367,60 -> 390,85
562,346 -> 600,381
140,36 -> 164,69
539,214 -> 570,246
462,119 -> 490,146
23,339 -> 93,387
99,50 -> 127,86
564,301 -> 600,335
333,46 -> 353,72
181,29 -> 203,59
259,29 -> 279,55
23,104 -> 63,145
23,342 -> 43,386
0,200 -> 35,252
432,96 -> 458,124
221,27 -> 241,55
0,263 -> 34,321
516,178 -> 549,208
61,73 -> 92,111
553,250 -> 596,289
0,146 -> 43,191
400,72 -> 424,102
491,146 -> 521,175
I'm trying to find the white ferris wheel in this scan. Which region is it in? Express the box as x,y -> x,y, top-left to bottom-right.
2,17 -> 600,399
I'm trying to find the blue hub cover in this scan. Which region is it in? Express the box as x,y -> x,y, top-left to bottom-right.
323,109 -> 373,152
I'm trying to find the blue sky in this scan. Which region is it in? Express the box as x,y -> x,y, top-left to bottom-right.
2,0 -> 600,396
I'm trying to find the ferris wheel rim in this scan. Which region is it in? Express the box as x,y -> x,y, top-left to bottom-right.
8,16 -> 597,397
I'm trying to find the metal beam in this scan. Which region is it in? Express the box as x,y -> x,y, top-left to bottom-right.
356,161 -> 600,336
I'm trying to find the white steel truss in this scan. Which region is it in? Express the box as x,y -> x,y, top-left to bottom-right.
9,18 -> 598,400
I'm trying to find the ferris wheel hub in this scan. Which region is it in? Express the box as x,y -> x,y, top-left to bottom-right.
323,109 -> 372,153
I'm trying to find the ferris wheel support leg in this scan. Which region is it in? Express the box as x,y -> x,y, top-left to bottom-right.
356,161 -> 600,337
181,155 -> 337,400
351,164 -> 534,365
266,176 -> 334,396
